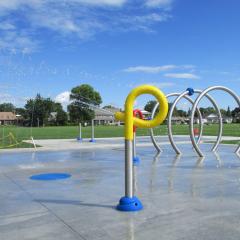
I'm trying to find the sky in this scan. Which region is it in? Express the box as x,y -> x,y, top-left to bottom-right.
0,0 -> 239,110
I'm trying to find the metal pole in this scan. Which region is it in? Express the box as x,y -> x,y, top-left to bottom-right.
92,120 -> 94,139
132,131 -> 140,165
125,139 -> 133,198
89,120 -> 96,142
133,132 -> 136,159
77,123 -> 82,141
79,123 -> 82,139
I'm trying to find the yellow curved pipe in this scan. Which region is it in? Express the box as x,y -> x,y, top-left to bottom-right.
115,85 -> 168,140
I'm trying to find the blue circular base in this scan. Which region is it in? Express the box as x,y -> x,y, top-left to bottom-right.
133,156 -> 140,166
117,196 -> 143,211
89,139 -> 96,143
77,137 -> 83,141
30,173 -> 71,181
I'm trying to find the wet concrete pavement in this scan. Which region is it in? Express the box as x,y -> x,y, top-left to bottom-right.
1,143 -> 240,240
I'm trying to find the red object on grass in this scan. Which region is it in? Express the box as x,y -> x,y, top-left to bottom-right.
133,109 -> 144,133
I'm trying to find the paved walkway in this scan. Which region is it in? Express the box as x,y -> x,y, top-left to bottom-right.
1,135 -> 238,153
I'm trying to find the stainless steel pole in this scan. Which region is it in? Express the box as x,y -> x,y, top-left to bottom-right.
125,140 -> 133,198
92,120 -> 94,140
89,120 -> 96,142
79,123 -> 82,139
133,132 -> 136,159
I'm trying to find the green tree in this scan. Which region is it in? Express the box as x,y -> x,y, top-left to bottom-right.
52,103 -> 68,126
103,105 -> 115,109
0,103 -> 15,112
220,109 -> 227,117
177,109 -> 187,117
231,107 -> 240,122
200,107 -> 215,117
227,106 -> 231,117
68,84 -> 102,123
25,94 -> 55,127
144,100 -> 157,113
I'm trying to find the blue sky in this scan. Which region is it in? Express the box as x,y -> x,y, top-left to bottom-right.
0,0 -> 239,110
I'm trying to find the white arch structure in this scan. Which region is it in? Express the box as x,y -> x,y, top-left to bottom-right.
150,86 -> 240,157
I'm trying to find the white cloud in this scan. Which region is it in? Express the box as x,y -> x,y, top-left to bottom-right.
55,91 -> 71,104
71,0 -> 127,6
0,0 -> 127,11
124,65 -> 177,73
0,0 -> 174,53
123,64 -> 195,73
0,21 -> 15,30
145,0 -> 172,8
0,30 -> 38,54
164,73 -> 200,79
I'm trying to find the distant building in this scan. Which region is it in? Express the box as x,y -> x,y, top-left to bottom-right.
94,107 -> 121,125
93,108 -> 151,125
205,114 -> 233,124
0,112 -> 17,125
140,110 -> 151,119
222,117 -> 232,124
206,113 -> 219,123
171,117 -> 189,125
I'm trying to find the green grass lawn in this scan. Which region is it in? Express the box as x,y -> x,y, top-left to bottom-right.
0,123 -> 239,148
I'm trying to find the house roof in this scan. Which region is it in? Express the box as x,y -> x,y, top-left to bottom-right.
207,113 -> 218,118
94,108 -> 114,116
0,112 -> 17,121
103,106 -> 121,113
140,110 -> 150,115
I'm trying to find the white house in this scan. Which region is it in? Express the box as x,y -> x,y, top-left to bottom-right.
206,113 -> 219,123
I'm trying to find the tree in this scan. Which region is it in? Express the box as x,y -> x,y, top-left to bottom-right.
16,108 -> 26,116
25,94 -> 55,127
200,107 -> 215,117
68,84 -> 102,123
177,109 -> 187,117
231,107 -> 240,123
144,100 -> 157,113
0,103 -> 15,112
220,109 -> 227,117
52,103 -> 68,126
103,105 -> 115,109
227,106 -> 231,117
168,103 -> 179,116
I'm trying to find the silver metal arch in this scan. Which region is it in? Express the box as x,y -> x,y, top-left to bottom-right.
190,86 -> 240,157
150,92 -> 204,153
169,89 -> 223,155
